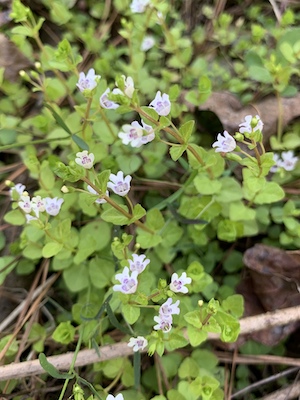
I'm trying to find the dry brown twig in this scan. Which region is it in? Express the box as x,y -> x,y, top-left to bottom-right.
0,305 -> 300,382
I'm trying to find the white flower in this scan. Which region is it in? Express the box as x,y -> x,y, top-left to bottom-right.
118,75 -> 134,98
130,0 -> 150,13
87,185 -> 108,204
76,68 -> 100,92
128,254 -> 150,274
170,272 -> 192,294
118,120 -> 155,148
278,151 -> 298,171
128,336 -> 148,352
239,114 -> 263,134
153,315 -> 172,333
107,171 -> 132,196
113,266 -> 138,294
140,36 -> 155,51
75,150 -> 95,169
106,394 -> 124,400
18,193 -> 32,213
25,214 -> 38,223
31,195 -> 45,218
100,88 -> 120,109
159,298 -> 180,318
212,130 -> 236,153
270,153 -> 280,173
44,197 -> 64,216
10,183 -> 26,200
149,91 -> 171,116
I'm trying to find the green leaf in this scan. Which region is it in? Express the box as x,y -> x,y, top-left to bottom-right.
194,176 -> 222,195
97,169 -> 111,193
0,257 -> 18,285
248,65 -> 273,83
72,134 -> 89,151
4,209 -> 26,225
63,264 -> 89,292
39,353 -> 74,379
42,242 -> 63,258
222,295 -> 244,318
52,321 -> 75,345
170,144 -> 188,161
127,204 -> 146,224
187,325 -> 207,347
178,358 -> 200,378
44,104 -> 73,136
254,182 -> 285,204
140,106 -> 159,124
122,303 -> 141,324
179,120 -> 195,143
101,205 -> 129,225
184,311 -> 202,328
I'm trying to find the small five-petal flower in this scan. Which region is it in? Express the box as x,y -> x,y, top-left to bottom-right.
76,68 -> 100,93
239,114 -> 263,134
149,91 -> 171,116
128,336 -> 148,352
107,171 -> 132,196
75,150 -> 95,169
128,254 -> 150,274
170,272 -> 192,294
113,266 -> 138,294
212,130 -> 236,153
130,0 -> 150,13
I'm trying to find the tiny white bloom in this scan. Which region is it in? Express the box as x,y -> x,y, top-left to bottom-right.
106,394 -> 124,400
107,171 -> 132,196
212,130 -> 236,153
153,315 -> 172,333
75,150 -> 95,169
118,120 -> 155,148
87,185 -> 108,204
76,68 -> 100,92
128,336 -> 148,352
129,254 -> 150,274
119,75 -> 134,98
170,272 -> 192,294
239,114 -> 263,134
100,88 -> 120,109
25,214 -> 38,223
44,197 -> 64,216
130,0 -> 150,13
113,266 -> 138,294
149,91 -> 171,116
278,151 -> 298,171
10,183 -> 26,200
270,153 -> 280,173
140,36 -> 155,51
159,298 -> 180,318
31,195 -> 46,218
18,193 -> 32,213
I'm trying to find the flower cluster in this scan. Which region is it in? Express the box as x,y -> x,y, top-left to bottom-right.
128,336 -> 148,352
118,120 -> 155,148
154,298 -> 180,333
100,75 -> 135,109
239,114 -> 263,134
113,253 -> 149,294
9,183 -> 64,222
271,151 -> 298,173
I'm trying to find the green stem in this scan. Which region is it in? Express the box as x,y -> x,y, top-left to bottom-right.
81,97 -> 93,141
82,177 -> 154,234
276,91 -> 283,142
0,137 -> 69,151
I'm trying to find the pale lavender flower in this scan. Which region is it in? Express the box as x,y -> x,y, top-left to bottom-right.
87,185 -> 108,204
212,130 -> 236,153
239,114 -> 263,134
113,266 -> 138,294
44,197 -> 64,216
130,0 -> 150,13
9,183 -> 26,199
18,194 -> 32,213
159,298 -> 180,318
31,195 -> 45,218
140,36 -> 155,51
118,120 -> 155,148
153,315 -> 172,333
118,75 -> 134,98
270,153 -> 280,173
128,336 -> 148,352
170,272 -> 192,294
75,150 -> 95,169
76,68 -> 100,92
149,91 -> 171,116
25,214 -> 38,223
100,88 -> 120,109
278,151 -> 298,171
107,171 -> 132,196
128,254 -> 150,274
106,394 -> 124,400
